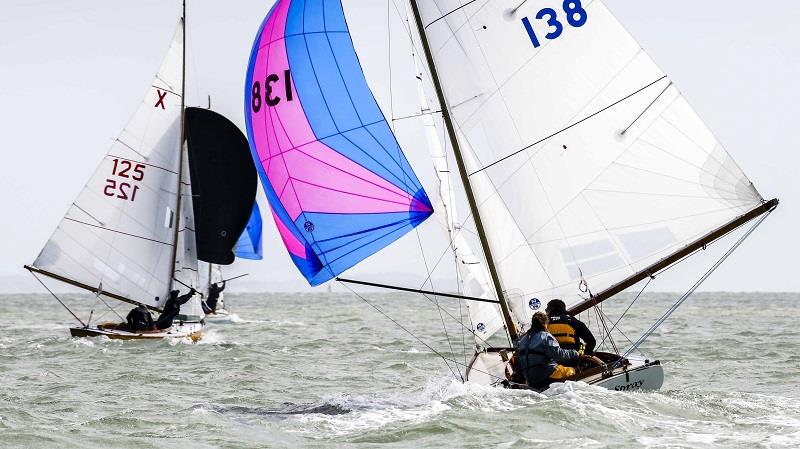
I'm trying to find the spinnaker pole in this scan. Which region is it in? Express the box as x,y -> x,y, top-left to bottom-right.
408,1 -> 519,340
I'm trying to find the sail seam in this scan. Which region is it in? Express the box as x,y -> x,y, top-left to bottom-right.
108,152 -> 179,174
424,0 -> 481,29
52,228 -> 166,301
470,76 -> 668,175
65,217 -> 174,246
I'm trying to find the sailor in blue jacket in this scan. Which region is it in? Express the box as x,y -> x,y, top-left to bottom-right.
515,311 -> 581,389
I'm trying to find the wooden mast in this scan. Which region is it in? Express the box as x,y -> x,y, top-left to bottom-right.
408,1 -> 519,340
169,0 -> 188,292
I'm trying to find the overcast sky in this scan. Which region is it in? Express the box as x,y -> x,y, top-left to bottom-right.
0,0 -> 797,292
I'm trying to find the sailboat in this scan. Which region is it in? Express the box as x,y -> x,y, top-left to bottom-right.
244,0 -> 778,391
201,204 -> 264,318
25,3 -> 256,340
209,201 -> 264,317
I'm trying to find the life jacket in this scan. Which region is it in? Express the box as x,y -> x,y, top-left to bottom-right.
547,313 -> 578,348
514,330 -> 558,388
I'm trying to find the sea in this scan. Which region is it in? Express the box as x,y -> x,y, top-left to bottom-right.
0,291 -> 797,448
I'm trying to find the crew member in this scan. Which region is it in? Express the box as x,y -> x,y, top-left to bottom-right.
203,281 -> 226,313
515,311 -> 580,389
155,289 -> 196,330
125,305 -> 154,331
546,299 -> 596,355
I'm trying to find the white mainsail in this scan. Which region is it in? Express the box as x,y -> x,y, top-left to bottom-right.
31,24 -> 187,309
413,0 -> 764,330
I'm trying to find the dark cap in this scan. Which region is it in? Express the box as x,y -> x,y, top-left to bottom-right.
546,299 -> 566,314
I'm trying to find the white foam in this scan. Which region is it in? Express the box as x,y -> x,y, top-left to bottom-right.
287,376 -> 555,438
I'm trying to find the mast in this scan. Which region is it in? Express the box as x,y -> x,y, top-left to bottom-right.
408,1 -> 519,340
169,0 -> 188,291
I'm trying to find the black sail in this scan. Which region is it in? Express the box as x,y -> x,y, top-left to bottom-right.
185,107 -> 257,264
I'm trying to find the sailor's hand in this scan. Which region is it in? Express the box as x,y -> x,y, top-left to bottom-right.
189,288 -> 197,295
577,343 -> 586,357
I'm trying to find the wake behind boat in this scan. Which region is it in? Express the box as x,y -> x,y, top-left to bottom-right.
25,2 -> 257,341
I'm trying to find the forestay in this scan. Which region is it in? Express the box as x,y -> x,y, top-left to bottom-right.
245,0 -> 434,286
414,0 -> 763,330
31,24 -> 186,309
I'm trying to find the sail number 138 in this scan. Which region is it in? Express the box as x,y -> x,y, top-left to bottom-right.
252,69 -> 293,113
521,0 -> 588,48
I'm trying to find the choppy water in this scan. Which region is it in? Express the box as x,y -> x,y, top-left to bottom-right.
0,291 -> 798,448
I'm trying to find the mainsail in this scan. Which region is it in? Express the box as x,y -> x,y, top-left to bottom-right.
411,0 -> 770,331
245,0 -> 434,286
29,24 -> 187,309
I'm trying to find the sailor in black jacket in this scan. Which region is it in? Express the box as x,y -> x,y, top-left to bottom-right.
545,299 -> 596,354
155,289 -> 196,330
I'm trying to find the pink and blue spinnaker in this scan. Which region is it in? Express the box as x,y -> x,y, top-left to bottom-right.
244,0 -> 433,285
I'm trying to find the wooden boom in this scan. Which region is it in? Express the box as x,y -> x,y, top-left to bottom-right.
568,198 -> 779,315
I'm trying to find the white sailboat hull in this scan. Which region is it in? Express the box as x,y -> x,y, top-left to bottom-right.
202,307 -> 230,320
466,351 -> 664,392
69,321 -> 204,341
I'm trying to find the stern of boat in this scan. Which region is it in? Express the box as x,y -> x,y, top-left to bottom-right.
465,350 -> 664,392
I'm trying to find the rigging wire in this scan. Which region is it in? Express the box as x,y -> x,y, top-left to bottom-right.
623,210 -> 771,357
30,273 -> 86,327
386,0 -> 462,380
341,282 -> 473,382
597,276 -> 653,349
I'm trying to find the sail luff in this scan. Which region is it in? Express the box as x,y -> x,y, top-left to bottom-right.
569,198 -> 778,315
408,0 -> 518,340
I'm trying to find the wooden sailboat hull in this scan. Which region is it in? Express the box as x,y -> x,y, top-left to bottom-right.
69,321 -> 204,341
466,351 -> 664,392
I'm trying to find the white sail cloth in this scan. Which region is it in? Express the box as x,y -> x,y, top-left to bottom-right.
413,0 -> 763,330
33,24 -> 188,308
413,52 -> 504,342
173,143 -> 202,317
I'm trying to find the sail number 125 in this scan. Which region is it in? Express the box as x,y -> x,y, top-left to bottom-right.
104,158 -> 144,202
522,0 -> 588,48
252,69 -> 293,113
